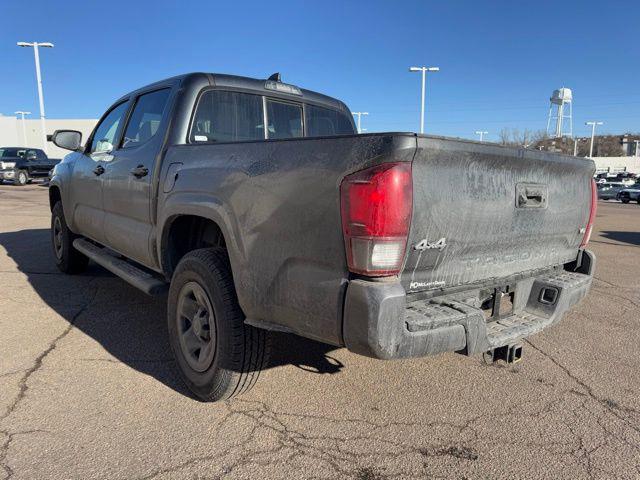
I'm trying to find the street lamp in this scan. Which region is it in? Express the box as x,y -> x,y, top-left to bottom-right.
17,41 -> 54,153
585,121 -> 603,157
352,112 -> 369,133
409,66 -> 439,134
475,130 -> 488,142
14,111 -> 31,147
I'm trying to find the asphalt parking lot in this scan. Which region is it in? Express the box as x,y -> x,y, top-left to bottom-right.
1,183 -> 639,480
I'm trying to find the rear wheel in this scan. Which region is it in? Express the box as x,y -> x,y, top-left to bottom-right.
51,201 -> 89,274
15,170 -> 28,186
167,248 -> 270,401
621,198 -> 630,204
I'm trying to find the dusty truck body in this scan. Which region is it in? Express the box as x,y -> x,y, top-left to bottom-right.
48,72 -> 596,401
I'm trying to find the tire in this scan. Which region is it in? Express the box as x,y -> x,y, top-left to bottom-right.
15,170 -> 28,186
168,248 -> 270,401
51,201 -> 89,274
621,198 -> 630,204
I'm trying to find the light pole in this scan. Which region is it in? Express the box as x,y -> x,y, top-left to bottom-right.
409,66 -> 439,134
352,112 -> 369,133
14,111 -> 31,147
475,130 -> 488,142
585,121 -> 603,157
17,41 -> 54,153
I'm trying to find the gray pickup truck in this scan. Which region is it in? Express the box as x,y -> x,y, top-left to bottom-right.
49,72 -> 597,401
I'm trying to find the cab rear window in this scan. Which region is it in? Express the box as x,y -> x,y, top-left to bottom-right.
306,104 -> 355,136
266,100 -> 303,139
190,90 -> 355,143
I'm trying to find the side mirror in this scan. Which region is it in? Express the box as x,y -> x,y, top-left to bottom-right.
52,130 -> 83,151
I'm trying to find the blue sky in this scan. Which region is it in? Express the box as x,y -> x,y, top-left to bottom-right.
1,0 -> 638,141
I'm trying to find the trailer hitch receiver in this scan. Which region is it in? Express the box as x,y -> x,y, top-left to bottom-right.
488,344 -> 523,364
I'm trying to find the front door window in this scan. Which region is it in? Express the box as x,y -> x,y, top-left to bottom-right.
90,102 -> 129,154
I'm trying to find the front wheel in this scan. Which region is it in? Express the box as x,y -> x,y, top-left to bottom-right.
15,170 -> 28,186
167,248 -> 270,401
51,201 -> 89,274
621,198 -> 630,204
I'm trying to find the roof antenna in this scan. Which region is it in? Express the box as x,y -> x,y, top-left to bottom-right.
268,72 -> 281,82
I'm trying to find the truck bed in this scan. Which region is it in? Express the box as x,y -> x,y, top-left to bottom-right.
160,132 -> 595,350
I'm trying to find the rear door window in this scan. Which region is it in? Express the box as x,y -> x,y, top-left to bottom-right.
190,90 -> 264,143
122,89 -> 171,148
266,100 -> 303,139
306,104 -> 355,136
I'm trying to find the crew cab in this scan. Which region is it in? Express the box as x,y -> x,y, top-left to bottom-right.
0,147 -> 60,185
49,73 -> 597,401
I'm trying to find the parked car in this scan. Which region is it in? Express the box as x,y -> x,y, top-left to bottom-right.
617,183 -> 640,204
48,72 -> 597,401
0,147 -> 61,185
597,182 -> 627,200
595,172 -> 637,186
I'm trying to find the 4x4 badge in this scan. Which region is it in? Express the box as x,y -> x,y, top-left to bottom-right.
414,237 -> 447,251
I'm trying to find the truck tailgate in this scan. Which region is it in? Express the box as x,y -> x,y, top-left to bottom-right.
403,136 -> 595,294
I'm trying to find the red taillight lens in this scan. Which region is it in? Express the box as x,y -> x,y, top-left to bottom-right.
580,179 -> 597,247
340,162 -> 413,276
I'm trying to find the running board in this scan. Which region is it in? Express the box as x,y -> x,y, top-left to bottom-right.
73,239 -> 168,296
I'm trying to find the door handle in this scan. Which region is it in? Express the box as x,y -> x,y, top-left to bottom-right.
93,165 -> 105,176
130,165 -> 149,178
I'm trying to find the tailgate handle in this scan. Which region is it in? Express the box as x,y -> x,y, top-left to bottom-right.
516,184 -> 548,209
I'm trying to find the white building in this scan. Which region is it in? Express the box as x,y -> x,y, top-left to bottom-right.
591,156 -> 640,175
0,115 -> 97,159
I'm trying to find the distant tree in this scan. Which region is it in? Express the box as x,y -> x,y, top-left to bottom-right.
498,128 -> 545,148
498,128 -> 512,146
595,137 -> 623,157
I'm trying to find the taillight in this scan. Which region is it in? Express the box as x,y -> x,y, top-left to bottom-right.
340,162 -> 412,276
580,179 -> 597,247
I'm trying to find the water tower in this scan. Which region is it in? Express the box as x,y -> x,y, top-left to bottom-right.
546,87 -> 573,138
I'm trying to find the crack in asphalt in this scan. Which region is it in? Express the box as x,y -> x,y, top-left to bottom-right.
526,340 -> 640,426
127,335 -> 640,480
590,285 -> 640,310
133,378 -> 640,480
0,430 -> 48,479
0,279 -> 99,479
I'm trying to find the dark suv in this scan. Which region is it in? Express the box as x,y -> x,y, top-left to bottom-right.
0,147 -> 60,185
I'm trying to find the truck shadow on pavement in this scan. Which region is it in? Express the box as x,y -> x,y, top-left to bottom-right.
0,228 -> 344,399
599,230 -> 640,246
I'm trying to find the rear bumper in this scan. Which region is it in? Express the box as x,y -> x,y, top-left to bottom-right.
343,250 -> 595,360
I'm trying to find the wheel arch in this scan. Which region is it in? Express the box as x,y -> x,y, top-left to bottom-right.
49,184 -> 62,211
161,214 -> 229,277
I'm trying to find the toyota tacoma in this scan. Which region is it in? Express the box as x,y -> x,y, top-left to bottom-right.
48,72 -> 597,401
